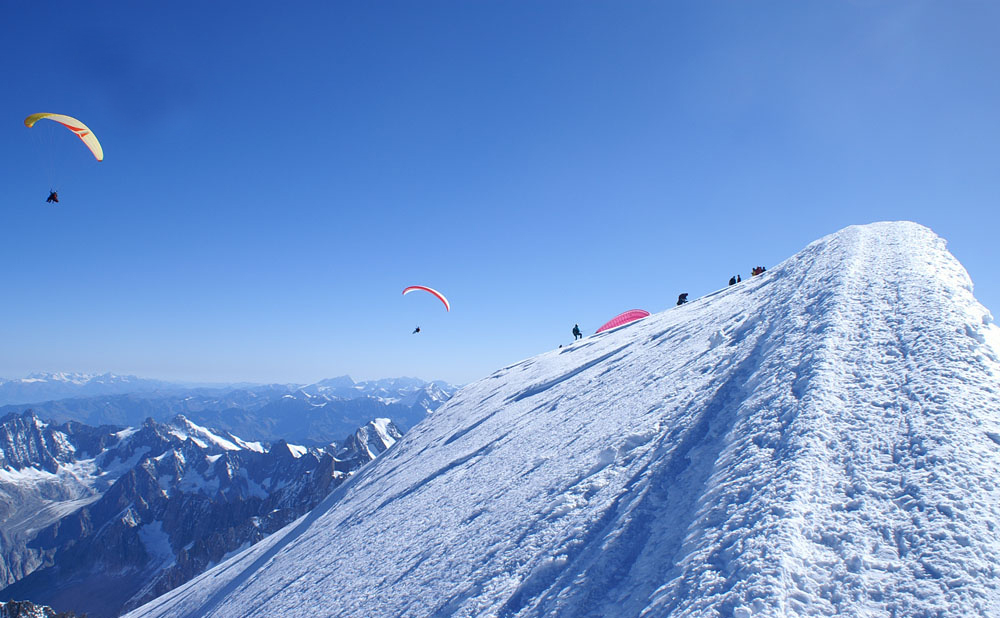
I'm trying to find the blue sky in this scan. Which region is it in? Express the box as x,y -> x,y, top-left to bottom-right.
3,2 -> 999,385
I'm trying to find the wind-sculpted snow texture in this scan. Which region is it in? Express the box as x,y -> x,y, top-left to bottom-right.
126,222 -> 1000,618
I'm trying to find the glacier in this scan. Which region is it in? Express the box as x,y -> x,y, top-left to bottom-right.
124,222 -> 1000,618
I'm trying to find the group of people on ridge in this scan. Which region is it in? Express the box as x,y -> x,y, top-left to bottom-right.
731,265 -> 765,285
572,265 -> 768,342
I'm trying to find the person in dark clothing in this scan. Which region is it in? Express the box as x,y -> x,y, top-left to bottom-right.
572,324 -> 582,340
46,191 -> 59,203
729,276 -> 736,286
412,326 -> 420,334
737,274 -> 741,283
677,293 -> 688,305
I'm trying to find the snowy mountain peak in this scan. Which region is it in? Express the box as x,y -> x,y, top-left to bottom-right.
126,222 -> 1000,618
336,418 -> 403,464
166,415 -> 242,452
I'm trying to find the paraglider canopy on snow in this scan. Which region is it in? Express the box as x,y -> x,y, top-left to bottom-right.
595,309 -> 650,334
402,285 -> 450,311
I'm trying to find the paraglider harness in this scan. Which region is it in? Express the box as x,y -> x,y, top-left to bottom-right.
46,190 -> 59,204
413,326 -> 421,334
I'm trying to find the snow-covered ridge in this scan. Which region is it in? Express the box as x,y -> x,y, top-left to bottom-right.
167,416 -> 241,451
126,222 -> 1000,618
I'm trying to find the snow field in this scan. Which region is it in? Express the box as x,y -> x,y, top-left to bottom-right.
126,222 -> 1000,618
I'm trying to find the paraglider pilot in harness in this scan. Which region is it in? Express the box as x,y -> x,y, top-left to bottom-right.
46,191 -> 59,204
413,326 -> 421,334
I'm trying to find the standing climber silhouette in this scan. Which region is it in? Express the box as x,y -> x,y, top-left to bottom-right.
572,324 -> 582,340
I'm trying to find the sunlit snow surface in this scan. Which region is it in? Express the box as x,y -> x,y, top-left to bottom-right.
126,222 -> 1000,618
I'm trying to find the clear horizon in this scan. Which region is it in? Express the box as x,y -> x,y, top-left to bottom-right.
0,370 -> 457,386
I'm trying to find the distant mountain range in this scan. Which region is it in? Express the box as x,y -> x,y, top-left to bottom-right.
0,375 -> 458,445
0,373 -> 184,407
0,375 -> 458,616
0,409 -> 403,618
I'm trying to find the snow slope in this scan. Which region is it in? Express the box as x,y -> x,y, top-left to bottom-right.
125,222 -> 1000,618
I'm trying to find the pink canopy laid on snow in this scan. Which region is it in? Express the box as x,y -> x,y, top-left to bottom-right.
596,309 -> 650,334
402,285 -> 450,311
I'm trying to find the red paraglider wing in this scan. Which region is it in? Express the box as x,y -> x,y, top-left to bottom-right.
402,285 -> 450,311
595,309 -> 650,334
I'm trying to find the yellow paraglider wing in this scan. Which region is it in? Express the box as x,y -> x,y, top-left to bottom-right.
25,113 -> 103,161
